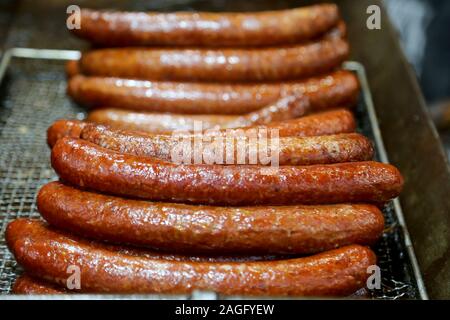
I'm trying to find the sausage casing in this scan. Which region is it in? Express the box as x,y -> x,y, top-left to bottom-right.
47,110 -> 357,147
71,5 -> 340,47
38,182 -> 384,255
79,38 -> 349,82
87,94 -> 310,133
80,123 -> 373,165
68,70 -> 359,114
51,137 -> 403,205
13,274 -> 67,295
7,219 -> 376,296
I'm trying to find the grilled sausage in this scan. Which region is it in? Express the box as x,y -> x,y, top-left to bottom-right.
87,95 -> 310,133
46,119 -> 87,147
47,109 -> 357,148
7,219 -> 376,296
67,70 -> 359,114
51,137 -> 403,205
38,181 -> 384,254
87,108 -> 356,136
13,274 -> 67,295
78,38 -> 349,82
71,5 -> 340,47
80,123 -> 373,165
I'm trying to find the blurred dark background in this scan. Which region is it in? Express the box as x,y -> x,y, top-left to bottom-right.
385,0 -> 450,159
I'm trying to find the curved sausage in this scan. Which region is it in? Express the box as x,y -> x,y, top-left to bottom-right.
79,38 -> 349,82
7,219 -> 376,296
13,274 -> 67,295
87,95 -> 310,133
87,108 -> 355,136
68,70 -> 359,114
47,109 -> 357,147
38,181 -> 384,255
80,123 -> 373,165
51,137 -> 403,205
47,119 -> 87,147
65,20 -> 347,78
71,5 -> 340,47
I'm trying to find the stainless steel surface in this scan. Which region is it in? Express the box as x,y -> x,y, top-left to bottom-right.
0,47 -> 425,299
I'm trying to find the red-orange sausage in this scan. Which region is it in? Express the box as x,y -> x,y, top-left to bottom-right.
13,274 -> 67,295
38,181 -> 384,255
87,94 -> 310,133
51,137 -> 403,206
46,119 -> 87,147
80,123 -> 374,165
47,110 -> 357,147
71,5 -> 340,47
65,20 -> 347,78
79,38 -> 349,82
7,219 -> 376,296
67,70 -> 359,114
65,60 -> 80,78
87,109 -> 356,136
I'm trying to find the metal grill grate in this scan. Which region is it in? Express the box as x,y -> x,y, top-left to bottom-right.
0,56 -> 422,299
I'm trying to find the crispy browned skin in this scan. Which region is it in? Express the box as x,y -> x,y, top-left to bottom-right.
71,5 -> 339,47
38,181 -> 384,255
68,70 -> 359,114
51,137 -> 403,205
66,21 -> 347,78
80,123 -> 373,165
13,274 -> 67,294
7,219 -> 376,296
47,110 -> 357,148
79,38 -> 349,82
88,95 -> 310,133
47,119 -> 87,147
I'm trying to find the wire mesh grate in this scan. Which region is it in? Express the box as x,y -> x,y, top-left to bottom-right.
0,57 -> 420,298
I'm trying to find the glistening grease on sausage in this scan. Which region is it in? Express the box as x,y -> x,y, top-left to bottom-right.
67,70 -> 359,114
71,5 -> 340,47
79,38 -> 349,82
13,274 -> 67,295
7,219 -> 376,296
87,94 -> 311,133
51,138 -> 403,205
47,110 -> 357,148
80,123 -> 373,165
46,119 -> 87,147
38,182 -> 384,255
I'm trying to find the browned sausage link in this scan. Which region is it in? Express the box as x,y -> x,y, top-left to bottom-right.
65,20 -> 347,78
79,38 -> 349,82
65,60 -> 80,78
71,5 -> 339,47
38,181 -> 384,255
47,119 -> 87,147
88,95 -> 310,133
48,109 -> 357,148
68,70 -> 359,114
7,219 -> 376,296
51,137 -> 403,205
13,274 -> 67,294
258,109 -> 356,137
80,123 -> 373,165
